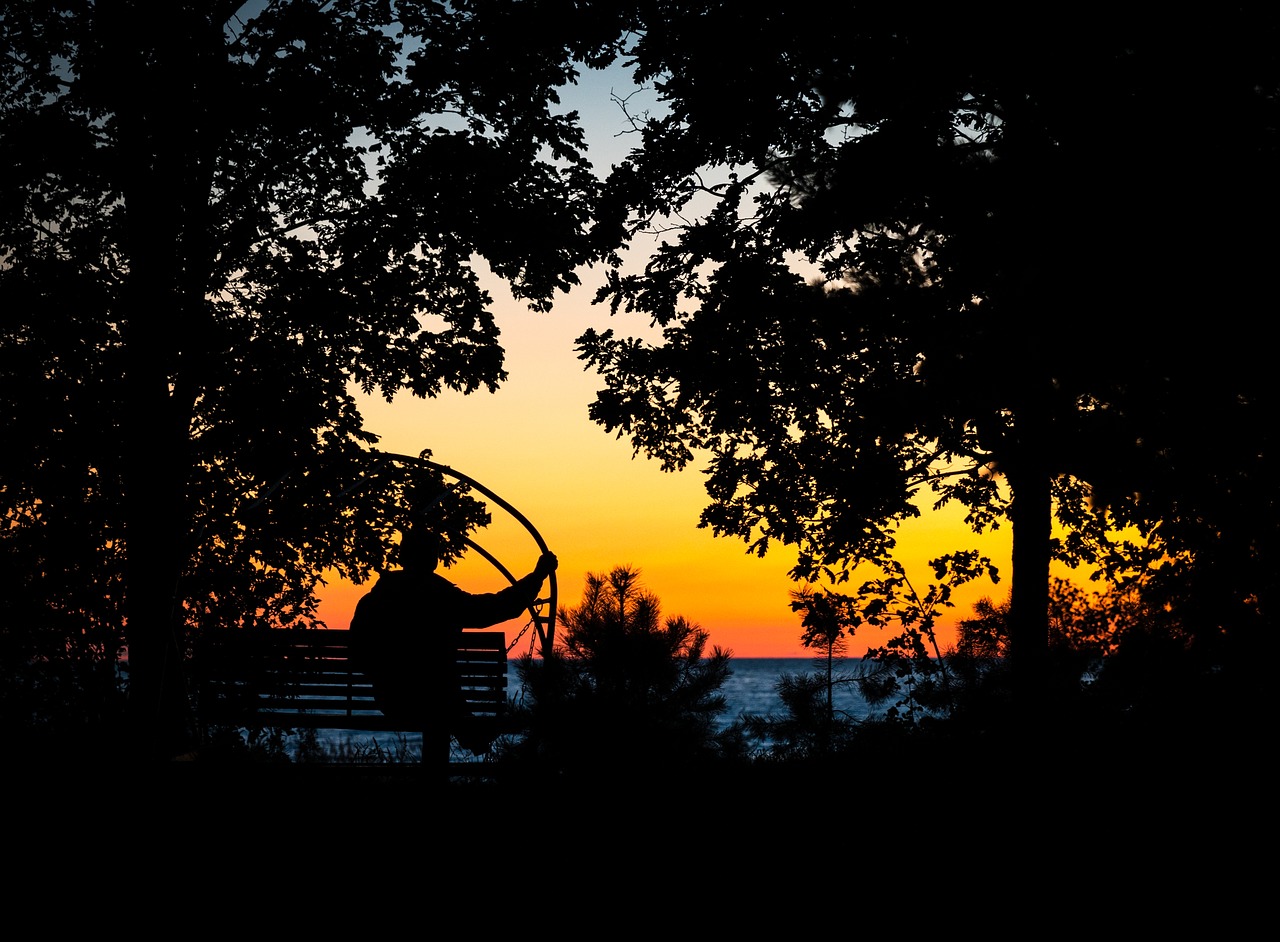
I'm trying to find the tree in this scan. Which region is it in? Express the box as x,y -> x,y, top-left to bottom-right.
0,1 -> 624,757
503,565 -> 733,775
789,584 -> 849,722
577,5 -> 1279,711
728,585 -> 864,759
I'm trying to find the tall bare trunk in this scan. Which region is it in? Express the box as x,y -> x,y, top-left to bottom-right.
1004,403 -> 1052,718
105,3 -> 204,758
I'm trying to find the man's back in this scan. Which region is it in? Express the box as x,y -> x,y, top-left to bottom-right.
349,569 -> 463,725
349,565 -> 546,726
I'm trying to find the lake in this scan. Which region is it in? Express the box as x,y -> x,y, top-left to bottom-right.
304,657 -> 874,760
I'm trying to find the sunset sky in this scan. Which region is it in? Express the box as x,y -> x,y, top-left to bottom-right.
315,62 -> 1021,658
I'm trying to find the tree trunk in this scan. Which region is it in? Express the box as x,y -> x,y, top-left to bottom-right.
1004,422 -> 1053,720
1006,465 -> 1051,687
121,409 -> 192,760
107,4 -> 204,759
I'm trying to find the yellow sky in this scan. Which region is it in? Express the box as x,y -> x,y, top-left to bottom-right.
313,261 -> 1016,657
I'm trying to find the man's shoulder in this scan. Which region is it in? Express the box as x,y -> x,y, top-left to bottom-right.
350,572 -> 416,628
352,570 -> 462,620
361,569 -> 445,595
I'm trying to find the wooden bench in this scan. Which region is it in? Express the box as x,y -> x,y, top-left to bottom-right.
194,627 -> 509,759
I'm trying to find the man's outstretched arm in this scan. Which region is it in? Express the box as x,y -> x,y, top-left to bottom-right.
455,553 -> 558,628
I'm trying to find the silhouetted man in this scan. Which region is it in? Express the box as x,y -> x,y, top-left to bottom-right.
349,523 -> 557,764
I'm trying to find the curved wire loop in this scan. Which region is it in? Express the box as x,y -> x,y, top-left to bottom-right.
373,451 -> 557,655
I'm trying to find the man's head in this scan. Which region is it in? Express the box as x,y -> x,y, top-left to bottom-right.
397,523 -> 445,572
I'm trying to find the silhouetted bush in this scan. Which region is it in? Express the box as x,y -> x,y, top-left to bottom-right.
495,566 -> 737,777
730,667 -> 863,761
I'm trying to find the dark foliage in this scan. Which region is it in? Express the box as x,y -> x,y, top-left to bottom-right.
0,1 -> 625,754
577,3 -> 1279,699
497,565 -> 736,775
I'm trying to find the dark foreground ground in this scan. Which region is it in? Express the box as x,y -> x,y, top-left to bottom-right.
9,721 -> 1269,929
16,716 -> 1267,833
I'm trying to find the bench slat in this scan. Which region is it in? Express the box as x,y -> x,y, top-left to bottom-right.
196,628 -> 510,735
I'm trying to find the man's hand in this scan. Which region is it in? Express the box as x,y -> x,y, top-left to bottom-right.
533,552 -> 558,581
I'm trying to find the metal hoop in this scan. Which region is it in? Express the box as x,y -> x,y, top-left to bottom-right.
372,450 -> 557,656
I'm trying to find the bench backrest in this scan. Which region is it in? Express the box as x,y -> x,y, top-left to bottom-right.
196,627 -> 508,733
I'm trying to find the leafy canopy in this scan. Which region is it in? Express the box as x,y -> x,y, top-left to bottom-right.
0,1 -> 628,739
577,5 -> 1278,659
